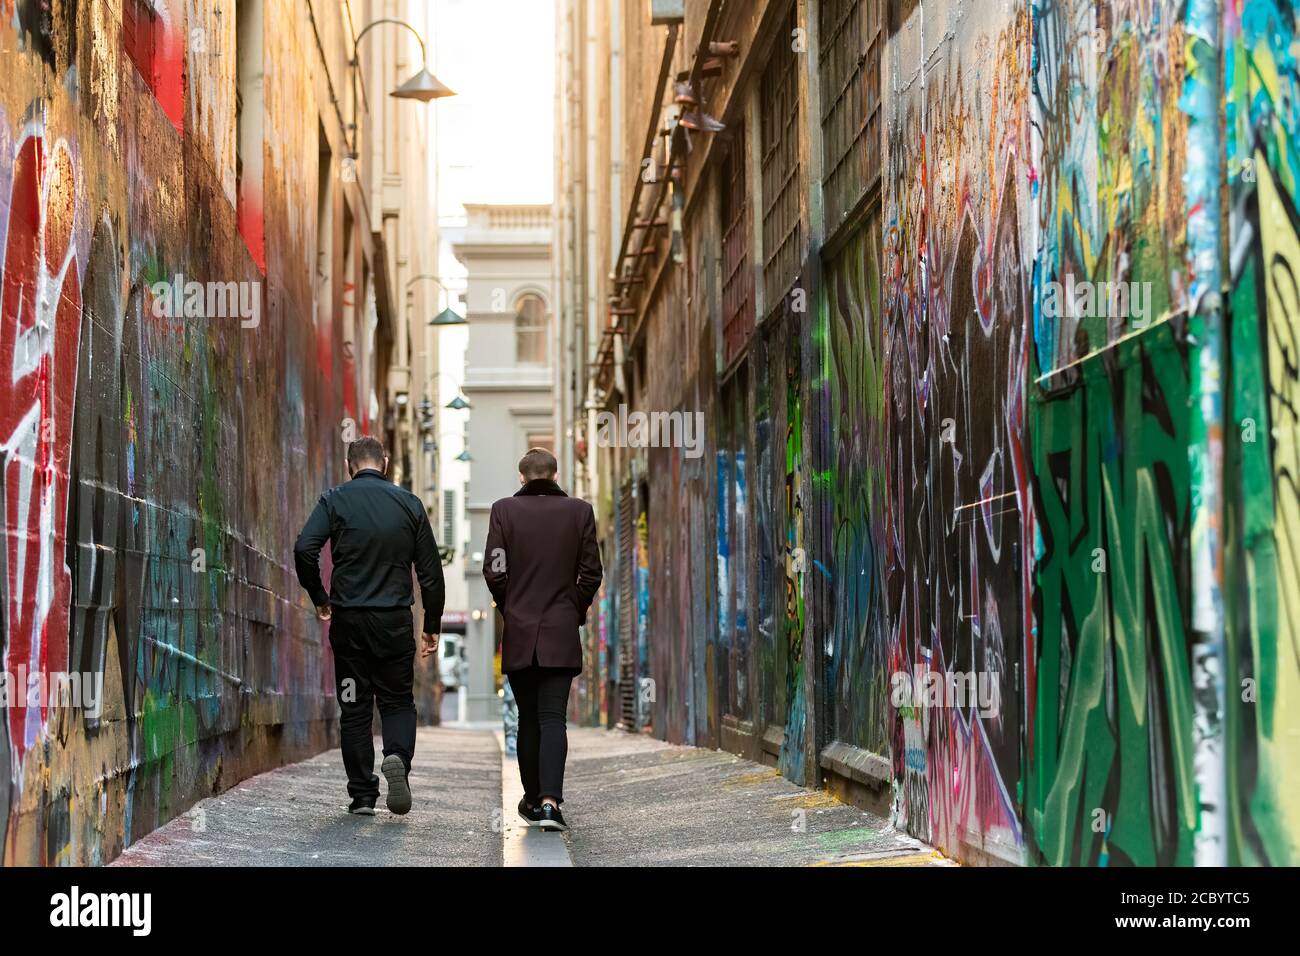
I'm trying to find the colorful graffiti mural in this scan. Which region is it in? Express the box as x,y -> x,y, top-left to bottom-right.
0,1 -> 354,864
1027,0 -> 1202,867
875,0 -> 1031,863
780,328 -> 808,782
0,110 -> 86,865
1222,0 -> 1300,866
570,0 -> 1300,869
820,227 -> 886,770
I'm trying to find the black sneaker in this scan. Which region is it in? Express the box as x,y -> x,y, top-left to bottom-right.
518,798 -> 544,826
382,754 -> 412,815
537,803 -> 568,832
347,797 -> 376,816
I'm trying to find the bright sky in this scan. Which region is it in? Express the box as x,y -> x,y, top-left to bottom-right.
422,0 -> 555,557
430,0 -> 556,216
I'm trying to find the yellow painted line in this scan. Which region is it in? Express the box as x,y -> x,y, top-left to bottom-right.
812,850 -> 952,867
774,790 -> 844,810
723,769 -> 781,788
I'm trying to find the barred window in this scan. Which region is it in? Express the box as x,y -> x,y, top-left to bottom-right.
442,489 -> 456,550
819,0 -> 883,231
721,122 -> 754,365
760,5 -> 803,315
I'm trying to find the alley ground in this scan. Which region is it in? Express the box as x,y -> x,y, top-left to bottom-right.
113,695 -> 948,867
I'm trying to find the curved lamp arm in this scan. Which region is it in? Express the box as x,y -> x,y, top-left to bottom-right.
407,273 -> 450,292
352,18 -> 427,66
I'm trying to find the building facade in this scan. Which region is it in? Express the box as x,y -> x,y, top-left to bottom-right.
358,0 -> 448,722
455,203 -> 554,722
553,0 -> 1300,866
434,316 -> 472,646
0,0 -> 443,863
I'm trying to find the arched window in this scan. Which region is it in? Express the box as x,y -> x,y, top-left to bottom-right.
515,293 -> 549,365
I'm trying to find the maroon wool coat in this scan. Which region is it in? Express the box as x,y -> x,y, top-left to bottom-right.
483,479 -> 603,674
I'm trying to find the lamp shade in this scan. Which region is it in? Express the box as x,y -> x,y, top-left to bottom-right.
392,68 -> 456,102
429,307 -> 467,326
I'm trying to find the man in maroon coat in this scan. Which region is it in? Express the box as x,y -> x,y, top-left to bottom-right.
484,448 -> 602,831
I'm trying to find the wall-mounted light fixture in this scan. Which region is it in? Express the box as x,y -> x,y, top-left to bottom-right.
347,20 -> 455,161
352,19 -> 455,103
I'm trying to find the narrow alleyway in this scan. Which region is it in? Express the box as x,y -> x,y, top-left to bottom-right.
112,727 -> 945,868
110,729 -> 503,867
556,731 -> 945,867
5,0 -> 1295,878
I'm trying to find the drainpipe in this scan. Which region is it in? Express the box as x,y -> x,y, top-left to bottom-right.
584,0 -> 600,499
598,0 -> 623,506
1185,0 -> 1227,867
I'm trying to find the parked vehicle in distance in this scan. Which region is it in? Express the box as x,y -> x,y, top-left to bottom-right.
439,634 -> 466,689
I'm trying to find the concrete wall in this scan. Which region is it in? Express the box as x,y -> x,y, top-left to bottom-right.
0,0 -> 414,864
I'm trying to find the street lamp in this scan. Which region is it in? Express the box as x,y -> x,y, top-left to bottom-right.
348,20 -> 454,160
351,19 -> 455,102
407,275 -> 467,326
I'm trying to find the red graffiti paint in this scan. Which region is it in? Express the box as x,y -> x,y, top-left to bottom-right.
124,0 -> 185,135
0,130 -> 81,755
238,195 -> 266,273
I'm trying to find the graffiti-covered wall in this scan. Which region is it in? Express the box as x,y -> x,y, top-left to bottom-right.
1027,0 -> 1199,868
874,0 -> 1300,865
878,0 -> 1032,865
0,0 -> 356,864
870,0 -> 1299,867
1222,0 -> 1300,866
559,0 -> 1299,866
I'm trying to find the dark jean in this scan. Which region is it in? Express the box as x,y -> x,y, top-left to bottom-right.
509,665 -> 574,805
328,607 -> 416,802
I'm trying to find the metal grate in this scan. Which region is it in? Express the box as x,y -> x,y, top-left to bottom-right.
722,122 -> 754,364
442,489 -> 455,550
617,482 -> 637,728
760,5 -> 804,315
819,0 -> 883,230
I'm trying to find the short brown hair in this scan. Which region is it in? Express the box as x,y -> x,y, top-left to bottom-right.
347,436 -> 386,469
518,447 -> 557,480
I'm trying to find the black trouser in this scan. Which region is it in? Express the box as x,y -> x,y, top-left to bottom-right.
509,666 -> 574,805
328,607 -> 416,802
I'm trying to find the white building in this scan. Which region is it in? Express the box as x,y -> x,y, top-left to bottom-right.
454,203 -> 554,721
432,318 -> 471,626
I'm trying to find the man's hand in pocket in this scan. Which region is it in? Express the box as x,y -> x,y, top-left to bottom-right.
420,632 -> 440,659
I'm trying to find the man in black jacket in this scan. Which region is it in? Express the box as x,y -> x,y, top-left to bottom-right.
484,448 -> 602,832
294,437 -> 445,816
